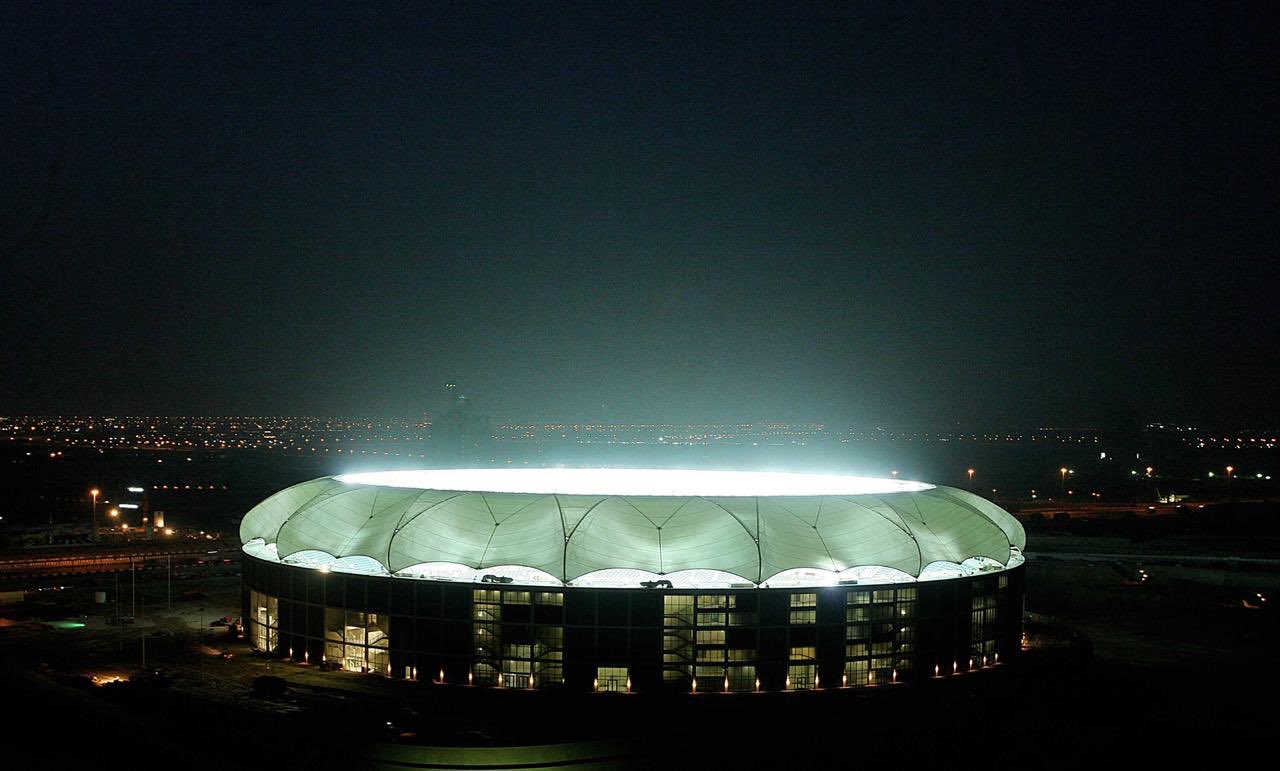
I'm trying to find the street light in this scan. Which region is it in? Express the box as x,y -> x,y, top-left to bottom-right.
1060,467 -> 1068,497
967,469 -> 975,490
90,488 -> 100,542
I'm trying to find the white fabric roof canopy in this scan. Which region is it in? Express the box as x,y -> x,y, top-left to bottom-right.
239,470 -> 1026,585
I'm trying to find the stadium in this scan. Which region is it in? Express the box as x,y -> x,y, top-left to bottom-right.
240,469 -> 1025,692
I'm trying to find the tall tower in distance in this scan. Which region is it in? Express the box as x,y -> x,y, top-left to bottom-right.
431,382 -> 490,466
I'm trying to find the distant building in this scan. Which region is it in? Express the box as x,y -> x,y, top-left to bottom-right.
430,388 -> 491,465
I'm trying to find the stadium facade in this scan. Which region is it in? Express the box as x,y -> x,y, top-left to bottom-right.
240,469 -> 1025,692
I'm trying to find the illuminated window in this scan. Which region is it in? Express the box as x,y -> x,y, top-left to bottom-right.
787,647 -> 816,690
790,592 -> 817,624
249,590 -> 278,653
789,609 -> 817,624
471,589 -> 563,687
323,607 -> 389,674
696,629 -> 725,645
663,595 -> 695,686
596,667 -> 628,692
845,658 -> 869,686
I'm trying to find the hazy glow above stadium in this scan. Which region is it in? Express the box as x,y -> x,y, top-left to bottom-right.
333,468 -> 934,497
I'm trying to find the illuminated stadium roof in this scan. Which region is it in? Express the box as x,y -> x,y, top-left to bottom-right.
239,469 -> 1026,587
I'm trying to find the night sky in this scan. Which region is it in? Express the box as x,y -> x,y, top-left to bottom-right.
3,1 -> 1277,426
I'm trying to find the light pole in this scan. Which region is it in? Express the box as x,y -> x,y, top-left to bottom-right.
967,469 -> 975,490
1060,467 -> 1068,498
90,488 -> 100,542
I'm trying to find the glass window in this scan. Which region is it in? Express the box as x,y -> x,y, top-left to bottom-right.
694,666 -> 727,692
789,609 -> 817,625
471,585 -> 565,688
790,646 -> 816,661
474,661 -> 498,686
696,629 -> 725,645
664,595 -> 694,625
322,605 -> 391,674
727,665 -> 756,692
249,590 -> 278,653
845,659 -> 869,687
787,664 -> 816,690
596,667 -> 628,692
790,593 -> 817,608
